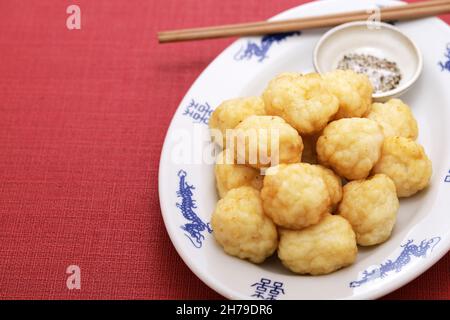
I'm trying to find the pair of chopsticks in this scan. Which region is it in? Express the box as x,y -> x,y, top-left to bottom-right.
158,0 -> 450,43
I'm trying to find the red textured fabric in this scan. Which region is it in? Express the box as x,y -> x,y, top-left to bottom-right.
0,0 -> 448,300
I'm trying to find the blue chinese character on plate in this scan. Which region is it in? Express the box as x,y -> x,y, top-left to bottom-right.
251,278 -> 285,300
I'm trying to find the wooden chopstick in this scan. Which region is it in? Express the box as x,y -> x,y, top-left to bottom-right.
158,0 -> 450,43
162,0 -> 449,35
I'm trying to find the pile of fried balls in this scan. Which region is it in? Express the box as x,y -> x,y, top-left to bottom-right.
208,70 -> 432,275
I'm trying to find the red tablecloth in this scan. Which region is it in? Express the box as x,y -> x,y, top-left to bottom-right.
0,0 -> 449,300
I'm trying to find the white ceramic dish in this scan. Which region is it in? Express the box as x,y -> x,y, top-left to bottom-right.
313,21 -> 423,101
159,0 -> 450,300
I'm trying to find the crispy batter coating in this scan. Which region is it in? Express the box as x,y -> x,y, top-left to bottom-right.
278,214 -> 357,275
211,187 -> 278,263
261,163 -> 330,229
262,73 -> 339,135
215,150 -> 263,198
373,137 -> 432,197
209,97 -> 266,147
210,69 -> 432,275
316,118 -> 384,180
233,115 -> 303,169
366,99 -> 418,139
312,164 -> 343,211
323,69 -> 373,119
338,174 -> 399,246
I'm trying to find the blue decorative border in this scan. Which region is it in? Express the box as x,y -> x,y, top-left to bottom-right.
176,170 -> 212,248
182,99 -> 213,125
234,32 -> 301,62
438,43 -> 450,72
251,277 -> 285,300
350,237 -> 441,288
444,170 -> 450,183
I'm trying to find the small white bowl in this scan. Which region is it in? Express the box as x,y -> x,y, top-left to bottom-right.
313,21 -> 423,101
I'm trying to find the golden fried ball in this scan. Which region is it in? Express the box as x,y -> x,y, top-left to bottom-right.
211,187 -> 277,263
373,136 -> 432,197
209,97 -> 266,147
262,73 -> 339,135
215,150 -> 263,198
312,164 -> 342,211
316,118 -> 384,180
366,99 -> 418,140
233,115 -> 303,169
261,163 -> 330,229
323,69 -> 373,119
338,174 -> 399,246
278,214 -> 357,275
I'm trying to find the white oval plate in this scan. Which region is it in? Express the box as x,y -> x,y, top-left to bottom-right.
159,0 -> 450,300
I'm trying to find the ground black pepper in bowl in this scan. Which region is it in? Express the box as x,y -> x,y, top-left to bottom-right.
337,53 -> 402,93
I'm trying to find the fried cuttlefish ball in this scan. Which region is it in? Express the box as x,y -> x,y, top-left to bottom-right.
211,187 -> 277,263
215,150 -> 263,198
278,214 -> 357,275
366,99 -> 418,140
338,174 -> 399,246
373,136 -> 432,197
262,73 -> 339,135
316,118 -> 384,180
323,69 -> 373,119
312,164 -> 342,211
261,163 -> 330,229
209,97 -> 266,147
233,115 -> 303,169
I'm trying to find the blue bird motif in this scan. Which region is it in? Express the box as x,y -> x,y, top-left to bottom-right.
350,237 -> 441,288
438,43 -> 450,72
176,170 -> 212,248
234,32 -> 301,62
